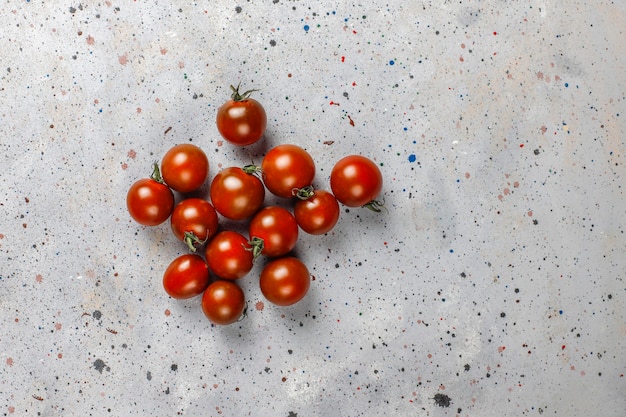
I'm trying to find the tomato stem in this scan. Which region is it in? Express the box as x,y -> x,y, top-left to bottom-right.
242,164 -> 263,177
363,199 -> 387,213
183,230 -> 210,252
150,162 -> 166,184
230,83 -> 259,102
246,236 -> 265,260
292,185 -> 315,200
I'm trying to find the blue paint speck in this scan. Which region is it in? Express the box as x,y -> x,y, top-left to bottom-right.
564,82 -> 569,88
304,25 -> 310,32
408,154 -> 416,163
389,60 -> 395,65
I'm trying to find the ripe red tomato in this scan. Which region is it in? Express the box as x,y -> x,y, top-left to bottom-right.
161,143 -> 209,193
201,280 -> 246,325
127,164 -> 175,226
216,85 -> 267,146
210,166 -> 265,220
204,231 -> 254,280
260,257 -> 310,306
330,155 -> 383,209
248,206 -> 298,258
170,198 -> 219,251
294,189 -> 340,235
261,144 -> 316,198
162,254 -> 210,299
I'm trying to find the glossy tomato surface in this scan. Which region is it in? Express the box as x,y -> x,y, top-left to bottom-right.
170,198 -> 219,250
210,166 -> 265,220
248,206 -> 299,258
161,143 -> 209,193
294,189 -> 340,235
127,177 -> 174,226
201,280 -> 246,325
162,254 -> 210,299
330,155 -> 383,207
216,86 -> 267,146
261,144 -> 316,198
204,231 -> 254,280
260,257 -> 310,306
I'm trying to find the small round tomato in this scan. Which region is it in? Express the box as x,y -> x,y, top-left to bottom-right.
294,189 -> 340,235
216,85 -> 267,146
248,206 -> 299,258
261,144 -> 316,198
210,166 -> 265,220
162,254 -> 210,299
201,280 -> 246,325
330,155 -> 383,209
161,143 -> 209,193
170,198 -> 219,251
260,257 -> 310,306
127,164 -> 175,226
204,231 -> 254,280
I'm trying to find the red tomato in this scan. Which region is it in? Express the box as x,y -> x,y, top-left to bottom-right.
127,164 -> 175,226
294,189 -> 340,235
201,280 -> 246,325
210,166 -> 265,220
170,198 -> 219,251
330,155 -> 383,209
162,254 -> 210,299
248,206 -> 298,258
204,231 -> 254,280
261,144 -> 316,198
260,257 -> 310,306
161,143 -> 209,193
216,85 -> 267,146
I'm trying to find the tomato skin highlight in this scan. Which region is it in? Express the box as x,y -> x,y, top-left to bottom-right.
161,144 -> 209,193
204,231 -> 254,280
201,280 -> 246,325
261,144 -> 316,198
260,257 -> 311,306
216,88 -> 267,146
248,206 -> 299,258
294,189 -> 340,235
330,155 -> 383,207
210,166 -> 265,220
127,177 -> 175,226
170,198 -> 219,250
162,254 -> 210,299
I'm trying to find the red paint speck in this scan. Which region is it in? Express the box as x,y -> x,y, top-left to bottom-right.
527,210 -> 533,217
498,346 -> 506,353
136,107 -> 142,113
519,143 -> 524,148
35,274 -> 43,283
341,56 -> 345,62
118,54 -> 128,65
465,172 -> 471,179
86,35 -> 95,45
255,301 -> 264,311
562,345 -> 566,350
121,163 -> 129,170
164,309 -> 171,316
127,149 -> 137,159
57,353 -> 63,359
55,323 -> 62,331
493,31 -> 498,35
6,357 -> 14,366
160,48 -> 168,55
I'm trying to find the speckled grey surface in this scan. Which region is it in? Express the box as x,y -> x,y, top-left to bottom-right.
1,1 -> 625,416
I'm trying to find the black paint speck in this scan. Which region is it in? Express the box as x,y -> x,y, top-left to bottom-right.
464,364 -> 470,371
533,219 -> 539,225
287,412 -> 297,417
534,148 -> 541,155
235,6 -> 242,13
433,393 -> 452,407
92,310 -> 102,320
500,312 -> 506,318
147,371 -> 152,380
93,359 -> 109,374
171,364 -> 178,371
269,39 -> 277,47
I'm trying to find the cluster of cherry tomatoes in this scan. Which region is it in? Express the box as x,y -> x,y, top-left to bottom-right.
126,85 -> 383,326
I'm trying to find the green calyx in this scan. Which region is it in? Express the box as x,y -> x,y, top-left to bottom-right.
150,162 -> 165,184
292,185 -> 315,200
245,236 -> 265,260
230,83 -> 258,102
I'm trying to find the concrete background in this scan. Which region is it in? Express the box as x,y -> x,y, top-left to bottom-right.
1,1 -> 624,416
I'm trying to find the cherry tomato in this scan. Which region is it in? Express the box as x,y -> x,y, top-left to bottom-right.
330,155 -> 383,209
294,189 -> 340,235
260,257 -> 310,306
201,280 -> 246,325
161,143 -> 209,193
248,206 -> 298,258
127,163 -> 175,226
170,198 -> 219,251
204,231 -> 254,280
261,144 -> 316,198
162,254 -> 210,299
216,85 -> 267,146
210,166 -> 265,220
